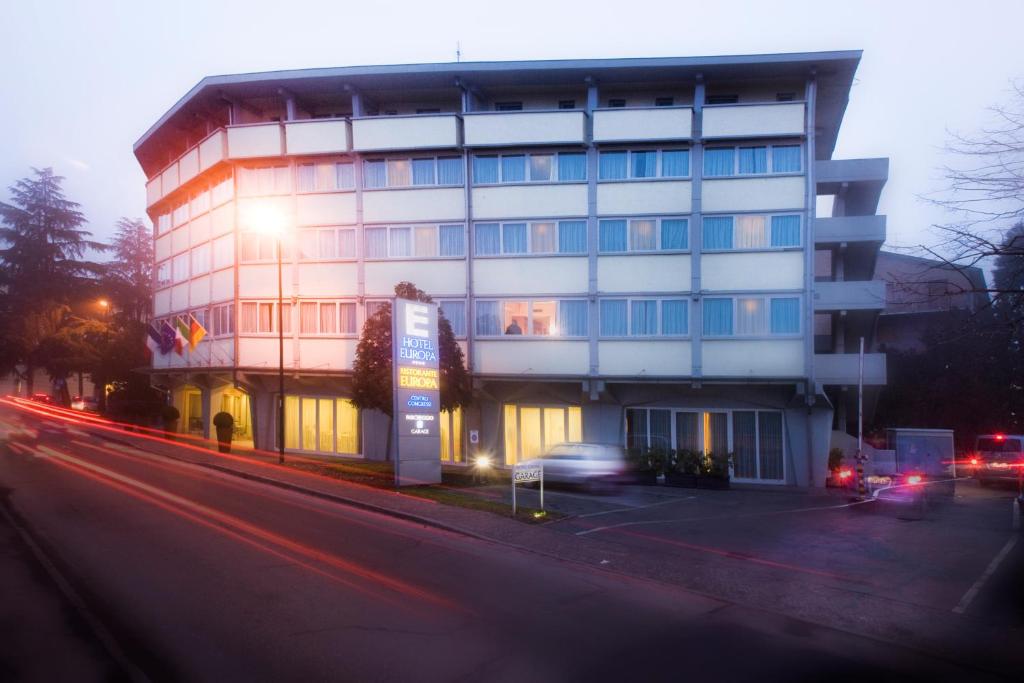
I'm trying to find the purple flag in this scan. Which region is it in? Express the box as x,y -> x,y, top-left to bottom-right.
159,321 -> 176,355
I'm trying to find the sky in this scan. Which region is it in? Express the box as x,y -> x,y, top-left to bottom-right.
1,0 -> 1021,256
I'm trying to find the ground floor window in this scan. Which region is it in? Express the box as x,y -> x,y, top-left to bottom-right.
283,395 -> 359,455
219,389 -> 252,440
503,404 -> 582,465
439,408 -> 463,463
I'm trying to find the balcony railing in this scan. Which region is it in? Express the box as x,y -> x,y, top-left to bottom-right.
813,280 -> 886,312
285,118 -> 352,155
226,122 -> 283,159
814,353 -> 886,386
463,110 -> 586,147
352,114 -> 459,152
814,215 -> 886,245
145,129 -> 227,208
592,106 -> 693,143
702,102 -> 805,139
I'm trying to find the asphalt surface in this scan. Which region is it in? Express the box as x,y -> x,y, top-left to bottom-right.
0,401 -> 1016,682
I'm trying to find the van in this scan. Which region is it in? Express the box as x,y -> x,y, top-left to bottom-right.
971,434 -> 1024,486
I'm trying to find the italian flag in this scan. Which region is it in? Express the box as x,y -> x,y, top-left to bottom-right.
173,317 -> 189,355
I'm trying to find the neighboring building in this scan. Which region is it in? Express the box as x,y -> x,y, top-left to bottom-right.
874,251 -> 988,352
134,51 -> 888,486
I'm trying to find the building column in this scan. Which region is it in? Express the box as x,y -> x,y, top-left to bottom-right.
691,74 -> 705,382
585,78 -> 600,380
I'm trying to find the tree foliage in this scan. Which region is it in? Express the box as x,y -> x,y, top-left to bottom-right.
105,217 -> 153,322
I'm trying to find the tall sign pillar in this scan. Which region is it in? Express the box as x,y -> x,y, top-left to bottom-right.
392,298 -> 442,486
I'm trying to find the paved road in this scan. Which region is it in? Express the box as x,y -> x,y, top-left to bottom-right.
0,403 -> 1009,681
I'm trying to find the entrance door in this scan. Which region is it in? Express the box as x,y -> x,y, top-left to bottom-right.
185,390 -> 203,434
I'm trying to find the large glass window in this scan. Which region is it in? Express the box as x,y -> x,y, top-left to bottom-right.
476,299 -> 588,337
282,395 -> 359,455
503,404 -> 582,465
703,214 -> 801,251
475,221 -> 588,256
297,161 -> 355,192
474,152 -> 587,184
704,144 -> 802,176
703,297 -> 800,336
599,217 -> 688,253
600,298 -> 688,337
366,224 -> 464,258
599,149 -> 690,180
439,300 -> 467,337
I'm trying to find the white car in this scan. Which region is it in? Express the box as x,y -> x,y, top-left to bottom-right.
537,443 -> 628,493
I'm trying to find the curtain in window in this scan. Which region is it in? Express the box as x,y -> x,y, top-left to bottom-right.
414,226 -> 437,257
661,219 -> 688,250
738,147 -> 768,174
237,167 -> 258,196
389,227 -> 411,257
770,298 -> 800,334
661,150 -> 689,177
274,166 -> 291,194
703,216 -> 734,250
599,151 -> 628,180
599,220 -> 627,252
284,396 -> 300,449
558,221 -> 587,253
412,159 -> 435,185
733,411 -> 757,478
338,303 -> 356,334
530,222 -> 557,253
557,153 -> 587,181
772,145 -> 801,173
557,300 -> 588,336
631,300 -> 657,335
363,160 -> 386,188
704,148 -> 735,176
600,300 -> 628,336
544,408 -> 566,449
736,297 -> 767,335
318,230 -> 336,258
439,225 -> 464,256
625,408 -> 648,451
474,223 -> 500,255
662,300 -> 688,335
440,301 -> 466,336
631,151 -> 657,178
336,162 -> 355,189
258,303 -> 274,333
503,405 -> 519,465
675,412 -> 700,453
707,412 -> 729,455
365,227 -> 388,258
437,157 -> 463,185
703,298 -> 733,336
519,407 -> 542,459
240,302 -> 258,333
758,412 -> 784,480
630,220 -> 657,251
317,399 -> 334,452
475,301 -> 500,336
299,302 -> 317,333
336,400 -> 359,454
502,223 -> 527,254
735,215 -> 768,249
338,229 -> 356,257
387,159 -> 411,186
301,398 -> 317,451
567,406 -> 581,442
366,301 -> 388,319
770,215 -> 801,247
282,303 -> 293,334
529,155 -> 552,181
315,163 -> 335,191
299,230 -> 317,260
650,410 -> 671,451
472,157 -> 499,184
297,164 -> 316,192
501,155 -> 525,182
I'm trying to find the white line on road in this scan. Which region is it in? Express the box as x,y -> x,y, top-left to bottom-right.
952,535 -> 1019,615
575,496 -> 696,519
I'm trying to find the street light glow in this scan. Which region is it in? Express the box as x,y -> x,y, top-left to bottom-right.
242,203 -> 288,236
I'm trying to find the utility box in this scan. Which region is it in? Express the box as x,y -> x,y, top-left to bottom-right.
886,428 -> 956,498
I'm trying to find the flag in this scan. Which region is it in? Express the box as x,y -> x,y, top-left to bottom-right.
159,321 -> 176,355
188,314 -> 207,350
145,323 -> 162,358
173,317 -> 189,355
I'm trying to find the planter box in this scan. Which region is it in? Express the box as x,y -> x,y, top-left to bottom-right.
696,476 -> 730,490
632,470 -> 659,485
665,472 -> 699,488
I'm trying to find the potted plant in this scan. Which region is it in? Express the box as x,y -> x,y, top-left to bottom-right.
697,451 -> 731,489
826,447 -> 846,488
161,404 -> 180,438
665,449 -> 701,488
213,411 -> 234,453
627,448 -> 662,485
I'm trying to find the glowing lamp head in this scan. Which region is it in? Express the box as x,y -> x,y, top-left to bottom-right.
473,454 -> 492,469
970,457 -> 979,466
838,468 -> 853,480
98,299 -> 109,309
995,434 -> 1005,441
242,203 -> 289,236
906,474 -> 923,486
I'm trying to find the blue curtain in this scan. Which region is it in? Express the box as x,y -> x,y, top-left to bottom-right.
389,227 -> 410,257
631,151 -> 657,178
660,219 -> 688,250
501,155 -> 525,182
631,300 -> 658,335
558,153 -> 587,181
772,145 -> 801,173
661,150 -> 690,177
703,148 -> 734,176
439,225 -> 465,256
662,300 -> 688,335
440,300 -> 466,336
738,147 -> 768,174
599,220 -> 627,252
472,156 -> 499,184
600,300 -> 628,336
599,151 -> 628,180
558,221 -> 587,254
412,159 -> 435,185
702,216 -> 734,250
703,298 -> 734,336
475,301 -> 500,336
770,298 -> 800,334
502,223 -> 527,254
363,160 -> 387,188
437,157 -> 464,185
364,227 -> 387,258
770,215 -> 801,247
557,300 -> 588,336
474,223 -> 500,255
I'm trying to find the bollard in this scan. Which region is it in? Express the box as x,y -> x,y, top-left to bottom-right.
856,457 -> 866,499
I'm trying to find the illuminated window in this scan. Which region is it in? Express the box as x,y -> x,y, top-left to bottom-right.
503,404 -> 583,465
282,395 -> 359,455
477,299 -> 587,337
439,408 -> 464,463
598,217 -> 688,253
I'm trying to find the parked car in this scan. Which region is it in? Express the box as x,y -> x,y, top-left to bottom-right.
29,393 -> 55,405
71,396 -> 99,412
969,434 -> 1024,487
537,443 -> 628,494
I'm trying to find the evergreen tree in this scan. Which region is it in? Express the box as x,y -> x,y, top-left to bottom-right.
105,217 -> 153,322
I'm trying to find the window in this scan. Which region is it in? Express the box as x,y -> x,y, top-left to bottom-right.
239,234 -> 284,262
503,404 -> 582,464
702,297 -> 800,337
299,227 -> 356,260
473,152 -> 587,184
707,94 -> 738,105
156,261 -> 171,288
495,101 -> 523,111
211,176 -> 233,206
213,234 -> 233,270
439,408 -> 464,463
157,213 -> 171,234
365,224 -> 464,259
237,165 -> 291,196
211,303 -> 234,336
190,244 -> 210,276
607,98 -> 626,108
439,300 -> 467,337
702,214 -> 801,251
365,300 -> 388,320
190,190 -> 210,217
598,217 -> 688,253
655,97 -> 674,107
282,395 -> 358,455
474,220 -> 587,256
363,156 -> 462,188
704,144 -> 802,176
600,298 -> 688,337
239,301 -> 291,334
172,253 -> 189,283
298,301 -> 356,335
558,100 -> 576,110
598,149 -> 690,180
297,162 -> 355,192
475,299 -> 587,337
172,201 -> 189,227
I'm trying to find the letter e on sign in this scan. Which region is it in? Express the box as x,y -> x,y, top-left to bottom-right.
406,303 -> 429,338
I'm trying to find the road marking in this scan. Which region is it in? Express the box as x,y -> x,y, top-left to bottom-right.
575,496 -> 696,519
952,535 -> 1019,615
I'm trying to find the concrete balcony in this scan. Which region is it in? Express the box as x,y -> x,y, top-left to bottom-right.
814,280 -> 886,312
463,110 -> 586,147
227,123 -> 283,159
815,158 -> 888,215
814,215 -> 886,246
145,130 -> 228,208
702,102 -> 805,139
593,107 -> 692,143
352,114 -> 459,152
814,353 -> 886,386
285,118 -> 352,155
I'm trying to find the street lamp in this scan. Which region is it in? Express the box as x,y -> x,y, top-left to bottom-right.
244,204 -> 289,464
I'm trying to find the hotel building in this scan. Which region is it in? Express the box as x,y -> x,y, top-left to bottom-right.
135,51 -> 887,486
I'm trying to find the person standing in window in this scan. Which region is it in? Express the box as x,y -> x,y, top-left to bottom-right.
505,320 -> 523,335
